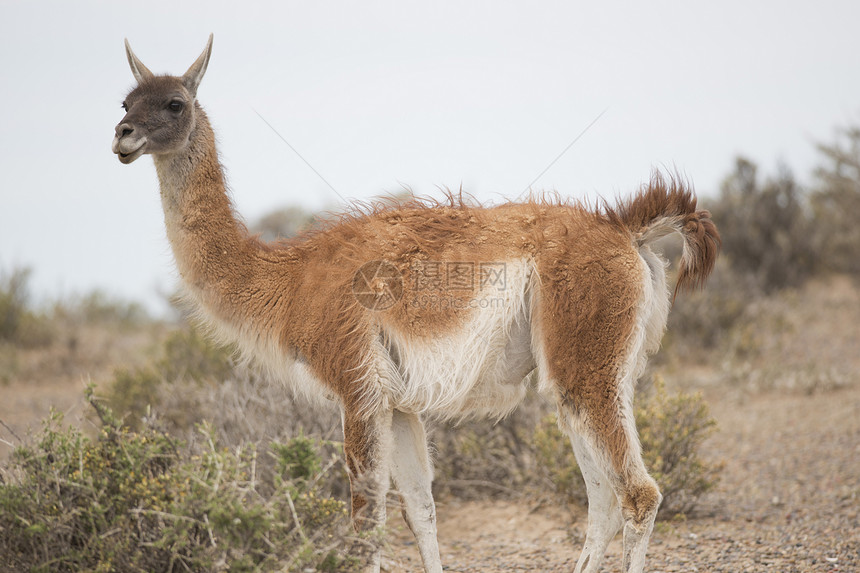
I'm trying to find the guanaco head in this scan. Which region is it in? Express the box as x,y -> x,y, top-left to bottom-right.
112,34 -> 213,164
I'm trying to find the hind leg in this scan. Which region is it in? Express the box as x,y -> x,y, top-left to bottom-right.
567,431 -> 623,573
559,401 -> 662,573
620,472 -> 662,573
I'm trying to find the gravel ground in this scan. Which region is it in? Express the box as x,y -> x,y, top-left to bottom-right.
384,384 -> 860,572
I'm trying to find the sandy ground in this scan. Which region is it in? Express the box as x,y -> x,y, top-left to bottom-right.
384,385 -> 860,572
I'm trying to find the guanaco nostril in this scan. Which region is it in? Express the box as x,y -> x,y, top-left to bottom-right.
115,123 -> 134,138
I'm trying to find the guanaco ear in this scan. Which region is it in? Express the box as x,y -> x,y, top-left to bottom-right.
182,33 -> 213,98
124,38 -> 155,84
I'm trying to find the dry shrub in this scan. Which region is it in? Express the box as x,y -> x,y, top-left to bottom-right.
812,124 -> 860,275
529,380 -> 720,518
722,276 -> 860,394
634,378 -> 722,517
105,321 -> 341,432
106,324 -> 237,428
430,380 -> 719,519
105,320 -> 347,499
253,206 -> 319,242
708,157 -> 817,293
532,412 -> 586,504
430,389 -> 548,499
0,388 -> 368,572
0,267 -> 53,348
0,266 -> 159,389
53,290 -> 148,331
154,375 -> 350,503
662,258 -> 761,362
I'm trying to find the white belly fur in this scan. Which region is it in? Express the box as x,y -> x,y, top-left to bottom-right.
381,259 -> 537,420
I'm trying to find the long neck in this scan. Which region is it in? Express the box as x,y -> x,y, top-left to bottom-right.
152,105 -> 257,321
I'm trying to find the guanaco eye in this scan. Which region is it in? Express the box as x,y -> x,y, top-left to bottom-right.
121,102 -> 128,111
168,100 -> 184,112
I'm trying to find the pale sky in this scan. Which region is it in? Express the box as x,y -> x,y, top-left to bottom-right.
1,1 -> 859,313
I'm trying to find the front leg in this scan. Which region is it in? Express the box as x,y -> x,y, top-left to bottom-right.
342,406 -> 393,573
390,409 -> 442,573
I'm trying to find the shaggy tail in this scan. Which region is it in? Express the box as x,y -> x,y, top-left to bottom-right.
610,173 -> 721,299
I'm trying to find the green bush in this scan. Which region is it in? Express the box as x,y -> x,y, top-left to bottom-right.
0,387 -> 367,572
108,366 -> 164,427
273,434 -> 324,483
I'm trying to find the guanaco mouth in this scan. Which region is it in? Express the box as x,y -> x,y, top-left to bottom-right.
113,137 -> 147,164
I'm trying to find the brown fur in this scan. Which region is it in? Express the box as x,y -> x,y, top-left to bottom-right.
621,481 -> 662,527
610,173 -> 721,298
535,211 -> 644,473
130,107 -> 712,511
